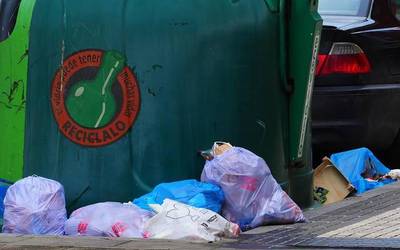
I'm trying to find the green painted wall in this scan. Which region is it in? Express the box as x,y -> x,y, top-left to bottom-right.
0,0 -> 35,181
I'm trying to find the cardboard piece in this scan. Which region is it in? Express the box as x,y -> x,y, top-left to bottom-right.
313,157 -> 355,204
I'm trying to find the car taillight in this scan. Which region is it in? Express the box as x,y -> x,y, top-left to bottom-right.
316,42 -> 371,76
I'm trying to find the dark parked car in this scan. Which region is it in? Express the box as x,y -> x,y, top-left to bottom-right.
313,0 -> 400,167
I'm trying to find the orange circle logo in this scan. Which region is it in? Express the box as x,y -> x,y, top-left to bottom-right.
51,49 -> 140,147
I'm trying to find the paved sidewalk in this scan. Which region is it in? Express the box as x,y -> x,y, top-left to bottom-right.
1,181 -> 400,249
230,181 -> 400,249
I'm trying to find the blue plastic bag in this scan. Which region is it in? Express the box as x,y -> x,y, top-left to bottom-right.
330,148 -> 394,194
0,179 -> 12,217
0,179 -> 12,229
133,179 -> 224,213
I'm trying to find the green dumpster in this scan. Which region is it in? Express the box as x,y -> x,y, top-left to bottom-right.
0,0 -> 321,210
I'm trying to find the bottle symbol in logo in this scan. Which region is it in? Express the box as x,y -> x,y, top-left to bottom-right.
65,51 -> 125,128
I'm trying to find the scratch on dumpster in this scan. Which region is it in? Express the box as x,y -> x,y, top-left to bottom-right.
17,49 -> 29,64
147,88 -> 156,97
67,185 -> 91,211
152,64 -> 163,71
256,119 -> 267,144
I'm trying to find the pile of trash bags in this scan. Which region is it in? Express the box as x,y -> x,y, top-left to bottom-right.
1,143 -> 306,242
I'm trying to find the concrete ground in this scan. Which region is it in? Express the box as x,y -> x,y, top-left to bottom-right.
2,181 -> 400,249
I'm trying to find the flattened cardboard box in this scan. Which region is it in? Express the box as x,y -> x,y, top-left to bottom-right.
314,157 -> 355,204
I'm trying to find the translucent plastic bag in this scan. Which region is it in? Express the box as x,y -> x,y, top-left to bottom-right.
2,176 -> 67,235
133,179 -> 224,213
144,199 -> 240,242
201,147 -> 305,231
65,202 -> 153,238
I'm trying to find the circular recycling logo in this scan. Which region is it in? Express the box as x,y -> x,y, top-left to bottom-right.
51,49 -> 140,147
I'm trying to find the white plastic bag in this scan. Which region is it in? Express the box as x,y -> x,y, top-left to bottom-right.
2,176 -> 67,235
144,199 -> 240,242
387,169 -> 400,180
65,202 -> 153,238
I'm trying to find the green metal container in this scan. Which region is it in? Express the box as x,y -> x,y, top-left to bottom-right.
0,0 -> 321,211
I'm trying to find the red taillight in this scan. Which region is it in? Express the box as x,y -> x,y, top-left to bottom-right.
316,42 -> 371,76
316,54 -> 328,75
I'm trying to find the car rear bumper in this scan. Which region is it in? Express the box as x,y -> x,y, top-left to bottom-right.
312,83 -> 400,155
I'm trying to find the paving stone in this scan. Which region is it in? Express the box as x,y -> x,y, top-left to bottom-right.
112,240 -> 221,250
0,235 -> 34,244
317,206 -> 400,239
0,236 -> 130,248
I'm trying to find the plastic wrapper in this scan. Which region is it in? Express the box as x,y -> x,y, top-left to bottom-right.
65,202 -> 153,238
2,176 -> 67,235
201,147 -> 305,231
